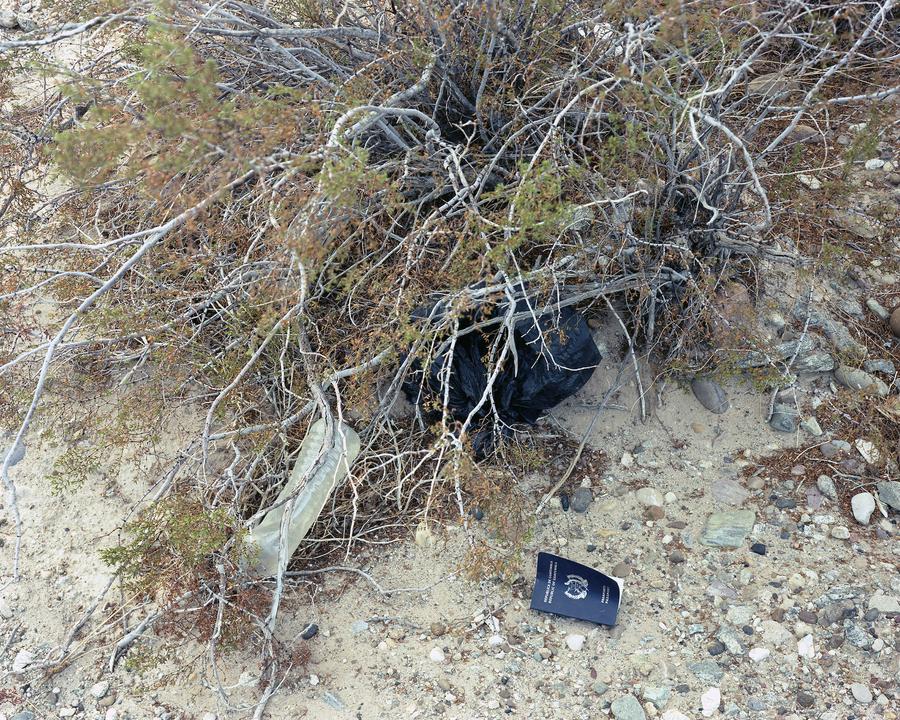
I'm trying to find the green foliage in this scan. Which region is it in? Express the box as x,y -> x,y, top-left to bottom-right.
48,445 -> 101,496
100,494 -> 247,596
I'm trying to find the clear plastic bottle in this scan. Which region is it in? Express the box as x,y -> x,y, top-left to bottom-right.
246,419 -> 360,577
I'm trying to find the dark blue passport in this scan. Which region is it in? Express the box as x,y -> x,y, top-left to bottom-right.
530,551 -> 622,626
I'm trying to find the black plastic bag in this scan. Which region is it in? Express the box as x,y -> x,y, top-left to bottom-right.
403,293 -> 601,454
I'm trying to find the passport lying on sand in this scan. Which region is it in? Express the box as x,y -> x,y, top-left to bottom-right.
530,551 -> 622,626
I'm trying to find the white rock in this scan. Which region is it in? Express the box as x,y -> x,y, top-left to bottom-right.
90,681 -> 110,699
487,634 -> 504,647
620,451 -> 635,468
797,634 -> 815,658
661,712 -> 690,720
872,638 -> 884,652
105,710 -> 118,720
816,475 -> 837,499
565,633 -> 585,651
201,714 -> 217,720
701,687 -> 721,717
831,526 -> 850,540
748,647 -> 770,662
0,598 -> 12,619
12,649 -> 33,673
429,647 -> 446,663
864,158 -> 885,170
664,492 -> 678,504
850,683 -> 872,703
309,674 -> 320,686
851,492 -> 876,524
855,439 -> 879,464
59,709 -> 76,718
635,487 -> 663,507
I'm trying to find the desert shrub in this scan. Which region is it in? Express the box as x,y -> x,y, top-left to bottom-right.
1,0 -> 897,708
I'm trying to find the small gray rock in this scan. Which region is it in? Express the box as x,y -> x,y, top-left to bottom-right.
11,713 -> 36,720
571,487 -> 593,513
610,694 -> 646,720
769,404 -> 798,433
641,686 -> 670,710
832,211 -> 881,240
868,594 -> 900,616
716,627 -> 744,655
691,378 -> 729,414
843,621 -> 873,649
15,14 -> 37,32
850,683 -> 872,704
834,366 -> 888,396
0,10 -> 20,28
876,481 -> 900,511
635,487 -> 663,507
794,351 -> 836,373
864,359 -> 896,375
801,417 -> 823,436
850,492 -> 876,525
820,439 -> 851,458
689,659 -> 724,683
816,475 -> 837,500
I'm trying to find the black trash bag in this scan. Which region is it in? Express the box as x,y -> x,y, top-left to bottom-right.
403,294 -> 601,454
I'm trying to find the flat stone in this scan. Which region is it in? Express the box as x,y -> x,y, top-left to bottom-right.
876,481 -> 900,511
611,694 -> 647,720
701,510 -> 756,547
830,526 -> 850,540
689,660 -> 724,683
571,487 -> 593,513
833,211 -> 882,240
801,417 -> 823,436
748,647 -> 769,662
565,633 -> 585,651
691,378 -> 729,414
892,307 -> 900,337
642,686 -> 671,710
864,359 -> 896,375
612,562 -> 631,578
866,298 -> 891,321
711,476 -> 749,506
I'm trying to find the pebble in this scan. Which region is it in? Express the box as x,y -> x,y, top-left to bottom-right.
612,562 -> 631,578
830,526 -> 850,540
850,492 -> 876,524
350,620 -> 369,634
301,623 -> 319,640
644,505 -> 665,521
708,641 -> 726,656
668,550 -> 686,564
560,493 -> 570,511
571,486 -> 593,512
90,681 -> 110,699
12,649 -> 33,673
691,378 -> 729,414
701,688 -> 720,717
431,622 -> 446,637
864,158 -> 885,170
891,307 -> 900,337
642,686 -> 670,710
565,633 -> 585,651
769,403 -> 799,432
711,476 -> 749,506
801,417 -> 823,436
689,660 -> 724,683
850,683 -> 872,704
429,647 -> 446,663
796,691 -> 815,708
636,487 -> 664,507
611,694 -> 647,720
748,647 -> 769,662
816,475 -> 837,500
797,634 -> 814,658
867,298 -> 891,320
749,542 -> 766,556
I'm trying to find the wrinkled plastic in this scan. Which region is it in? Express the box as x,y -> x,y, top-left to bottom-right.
247,419 -> 360,576
403,295 -> 600,454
